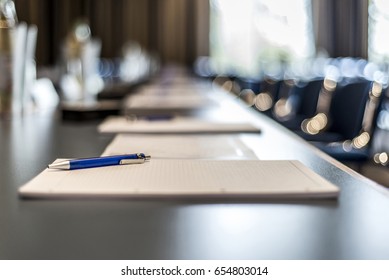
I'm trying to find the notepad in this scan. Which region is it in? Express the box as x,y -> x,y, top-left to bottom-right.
102,134 -> 259,159
124,94 -> 219,112
19,160 -> 339,199
98,116 -> 261,134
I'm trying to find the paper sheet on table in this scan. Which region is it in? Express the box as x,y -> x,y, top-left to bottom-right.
124,94 -> 219,111
98,116 -> 261,134
135,87 -> 212,96
102,134 -> 259,160
18,159 -> 339,199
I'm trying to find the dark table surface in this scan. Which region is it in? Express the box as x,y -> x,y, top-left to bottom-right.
1,95 -> 389,260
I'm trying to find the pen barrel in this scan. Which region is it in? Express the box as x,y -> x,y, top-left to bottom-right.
70,154 -> 142,169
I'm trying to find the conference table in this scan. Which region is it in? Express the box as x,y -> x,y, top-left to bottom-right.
1,72 -> 389,260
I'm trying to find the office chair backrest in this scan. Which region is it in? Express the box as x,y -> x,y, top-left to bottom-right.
252,78 -> 282,113
236,78 -> 261,93
329,80 -> 372,139
256,77 -> 282,101
271,79 -> 323,124
297,79 -> 325,117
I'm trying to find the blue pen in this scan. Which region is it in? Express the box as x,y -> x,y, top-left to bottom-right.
48,153 -> 151,170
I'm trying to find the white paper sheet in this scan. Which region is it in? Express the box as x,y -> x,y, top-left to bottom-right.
101,134 -> 259,160
19,160 -> 339,199
124,94 -> 218,110
134,87 -> 212,97
98,116 -> 261,134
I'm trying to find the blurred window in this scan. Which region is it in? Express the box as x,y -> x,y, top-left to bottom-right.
209,0 -> 315,78
368,0 -> 389,64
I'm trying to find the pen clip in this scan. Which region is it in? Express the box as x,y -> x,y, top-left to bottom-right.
119,159 -> 146,165
119,153 -> 151,165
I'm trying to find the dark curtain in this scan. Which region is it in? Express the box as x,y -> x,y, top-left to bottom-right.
312,0 -> 368,58
14,0 -> 209,66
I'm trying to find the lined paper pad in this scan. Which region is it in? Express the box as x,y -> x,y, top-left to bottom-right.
101,134 -> 258,159
98,116 -> 260,134
19,160 -> 339,199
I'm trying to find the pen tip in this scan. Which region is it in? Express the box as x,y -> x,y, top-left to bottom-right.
47,161 -> 70,170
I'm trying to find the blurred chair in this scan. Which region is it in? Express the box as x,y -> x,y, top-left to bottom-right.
297,79 -> 384,162
271,78 -> 296,120
236,76 -> 281,113
252,77 -> 282,116
236,77 -> 261,93
277,78 -> 325,130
